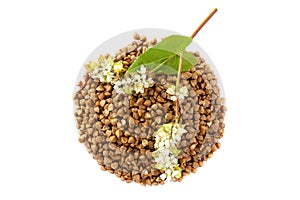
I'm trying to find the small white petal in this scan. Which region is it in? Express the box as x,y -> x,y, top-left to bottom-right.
172,126 -> 178,134
178,86 -> 188,99
141,74 -> 147,81
158,141 -> 164,148
147,78 -> 154,84
166,85 -> 176,95
172,170 -> 181,178
165,169 -> 172,175
170,96 -> 177,101
164,140 -> 170,148
99,75 -> 105,82
144,82 -> 149,88
126,78 -> 132,84
178,127 -> 187,134
160,173 -> 167,180
133,74 -> 140,81
138,65 -> 147,74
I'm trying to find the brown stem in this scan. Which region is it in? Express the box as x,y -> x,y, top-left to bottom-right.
175,8 -> 217,123
190,8 -> 218,39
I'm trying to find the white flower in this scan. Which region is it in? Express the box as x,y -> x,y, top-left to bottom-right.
147,77 -> 154,85
133,74 -> 140,82
156,130 -> 167,138
104,56 -> 114,67
141,74 -> 147,81
137,65 -> 147,74
172,125 -> 178,135
113,81 -> 124,94
170,96 -> 177,101
160,173 -> 167,180
141,74 -> 152,88
158,141 -> 165,148
178,86 -> 188,100
172,169 -> 182,179
162,149 -> 171,157
153,122 -> 187,182
86,55 -> 120,83
98,74 -> 105,82
166,85 -> 176,95
154,154 -> 164,164
170,156 -> 178,165
178,127 -> 187,135
166,85 -> 188,101
138,65 -> 153,87
171,124 -> 187,143
165,169 -> 172,176
163,123 -> 172,133
134,82 -> 144,94
103,63 -> 112,72
172,133 -> 181,143
88,61 -> 99,71
113,61 -> 123,74
164,139 -> 170,148
122,85 -> 133,94
114,66 -> 153,95
124,78 -> 132,85
103,70 -> 115,82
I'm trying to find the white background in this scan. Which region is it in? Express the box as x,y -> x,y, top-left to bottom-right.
0,0 -> 299,199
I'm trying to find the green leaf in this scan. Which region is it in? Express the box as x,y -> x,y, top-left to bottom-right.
126,35 -> 197,75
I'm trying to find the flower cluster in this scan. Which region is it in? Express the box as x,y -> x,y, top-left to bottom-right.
114,65 -> 154,94
85,55 -> 124,83
152,122 -> 187,181
166,85 -> 188,101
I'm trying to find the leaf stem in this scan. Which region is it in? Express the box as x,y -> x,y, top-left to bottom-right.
175,52 -> 183,123
175,52 -> 183,93
190,8 -> 218,39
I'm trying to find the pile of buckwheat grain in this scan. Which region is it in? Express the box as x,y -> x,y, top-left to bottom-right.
73,33 -> 226,186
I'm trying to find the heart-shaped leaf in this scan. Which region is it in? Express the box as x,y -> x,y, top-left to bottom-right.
126,35 -> 197,75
